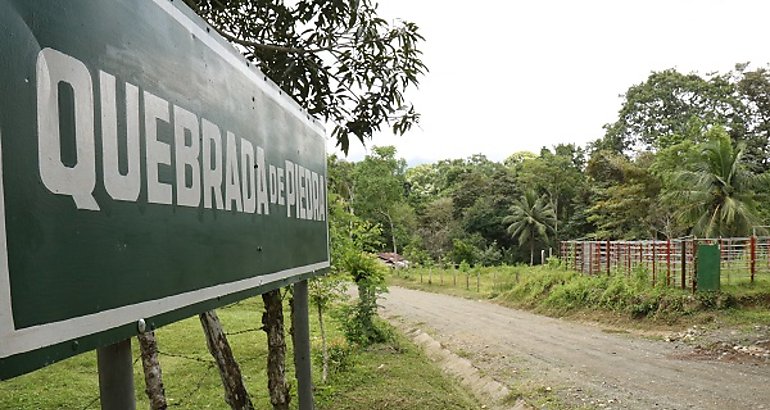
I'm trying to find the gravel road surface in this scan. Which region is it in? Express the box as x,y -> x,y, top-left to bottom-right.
381,286 -> 770,409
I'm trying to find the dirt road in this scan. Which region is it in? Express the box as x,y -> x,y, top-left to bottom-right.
380,286 -> 770,409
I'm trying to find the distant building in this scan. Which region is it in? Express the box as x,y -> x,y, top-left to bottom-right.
377,252 -> 410,269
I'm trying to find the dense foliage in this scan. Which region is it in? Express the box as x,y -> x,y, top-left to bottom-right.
185,0 -> 427,153
330,65 -> 770,266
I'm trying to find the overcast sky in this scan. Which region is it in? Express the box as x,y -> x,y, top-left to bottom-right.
326,0 -> 770,165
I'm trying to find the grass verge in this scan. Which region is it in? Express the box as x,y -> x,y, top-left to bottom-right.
0,296 -> 478,409
389,264 -> 770,330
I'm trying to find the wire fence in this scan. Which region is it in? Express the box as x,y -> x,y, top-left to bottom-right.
560,237 -> 770,289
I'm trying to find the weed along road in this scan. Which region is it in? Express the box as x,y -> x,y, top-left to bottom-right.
380,286 -> 770,409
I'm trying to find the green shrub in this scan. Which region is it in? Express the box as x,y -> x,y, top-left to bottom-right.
498,265 -> 750,320
339,251 -> 390,346
327,339 -> 353,373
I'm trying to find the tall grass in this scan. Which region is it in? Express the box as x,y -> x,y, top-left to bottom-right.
394,262 -> 769,320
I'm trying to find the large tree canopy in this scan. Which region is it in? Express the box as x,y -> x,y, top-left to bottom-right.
599,67 -> 770,170
184,0 -> 427,153
600,69 -> 745,153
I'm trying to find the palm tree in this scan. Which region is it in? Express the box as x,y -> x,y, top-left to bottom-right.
671,130 -> 765,237
503,190 -> 556,265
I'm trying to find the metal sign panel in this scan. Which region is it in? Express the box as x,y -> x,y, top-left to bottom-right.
0,0 -> 329,379
696,244 -> 720,291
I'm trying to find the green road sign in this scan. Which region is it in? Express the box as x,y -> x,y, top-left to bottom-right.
0,0 -> 329,379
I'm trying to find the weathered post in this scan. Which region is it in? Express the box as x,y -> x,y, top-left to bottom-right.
263,290 -> 291,410
465,272 -> 470,290
97,339 -> 136,410
137,330 -> 168,410
200,311 -> 254,410
606,240 -> 611,275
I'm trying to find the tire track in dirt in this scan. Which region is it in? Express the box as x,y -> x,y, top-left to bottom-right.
381,286 -> 770,409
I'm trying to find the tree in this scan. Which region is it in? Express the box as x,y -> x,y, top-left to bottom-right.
184,0 -> 427,153
601,69 -> 746,153
327,155 -> 357,215
668,127 -> 766,237
585,151 -> 661,240
734,64 -> 770,171
352,146 -> 410,253
308,275 -> 345,384
502,191 -> 556,265
326,185 -> 389,345
415,197 -> 456,260
517,145 -> 585,239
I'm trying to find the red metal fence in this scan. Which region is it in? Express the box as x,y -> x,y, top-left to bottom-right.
560,237 -> 770,288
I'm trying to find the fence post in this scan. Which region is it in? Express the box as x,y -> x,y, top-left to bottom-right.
578,243 -> 584,273
626,242 -> 631,276
751,235 -> 757,283
588,242 -> 593,275
465,272 -> 469,290
681,241 -> 687,290
692,238 -> 697,293
606,240 -> 611,275
652,241 -> 657,287
571,242 -> 576,271
666,240 -> 671,286
596,243 -> 601,275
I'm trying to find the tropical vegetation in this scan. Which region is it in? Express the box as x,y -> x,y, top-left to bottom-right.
330,65 -> 770,266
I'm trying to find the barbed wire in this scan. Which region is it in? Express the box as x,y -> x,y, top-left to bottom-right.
158,350 -> 214,365
169,362 -> 216,407
225,327 -> 264,336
